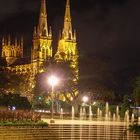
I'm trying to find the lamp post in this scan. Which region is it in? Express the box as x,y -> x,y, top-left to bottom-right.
48,75 -> 59,123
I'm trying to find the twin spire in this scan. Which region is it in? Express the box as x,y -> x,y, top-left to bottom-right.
36,0 -> 74,40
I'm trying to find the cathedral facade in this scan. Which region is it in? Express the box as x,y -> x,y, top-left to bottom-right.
0,0 -> 78,101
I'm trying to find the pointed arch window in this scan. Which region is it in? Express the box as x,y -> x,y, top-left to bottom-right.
2,52 -> 5,57
12,50 -> 14,56
42,48 -> 46,59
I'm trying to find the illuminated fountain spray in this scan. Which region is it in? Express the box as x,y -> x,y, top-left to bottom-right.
59,108 -> 64,138
89,105 -> 92,115
131,113 -> 135,124
88,106 -> 92,139
105,102 -> 109,121
83,107 -> 86,119
116,106 -> 119,120
72,106 -> 75,120
109,111 -> 111,121
113,113 -> 116,121
99,110 -> 102,119
126,110 -> 129,122
60,108 -> 63,119
80,107 -> 83,120
124,110 -> 129,123
71,106 -> 75,139
115,106 -> 120,121
97,108 -> 100,118
138,117 -> 140,124
89,105 -> 92,120
105,114 -> 108,121
82,96 -> 88,119
124,110 -> 127,121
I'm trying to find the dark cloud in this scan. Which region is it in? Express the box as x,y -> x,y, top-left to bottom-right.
72,0 -> 140,62
0,0 -> 19,21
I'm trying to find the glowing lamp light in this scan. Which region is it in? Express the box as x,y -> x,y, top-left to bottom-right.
83,96 -> 88,103
48,75 -> 59,87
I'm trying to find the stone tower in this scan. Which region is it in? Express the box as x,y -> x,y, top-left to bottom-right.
55,0 -> 79,98
32,0 -> 52,74
2,35 -> 23,65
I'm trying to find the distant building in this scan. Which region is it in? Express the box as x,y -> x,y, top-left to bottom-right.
0,0 -> 78,101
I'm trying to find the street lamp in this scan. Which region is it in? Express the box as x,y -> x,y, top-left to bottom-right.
83,96 -> 89,103
48,75 -> 59,123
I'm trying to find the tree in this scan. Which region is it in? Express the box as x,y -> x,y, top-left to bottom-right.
132,76 -> 140,106
0,71 -> 34,102
120,95 -> 132,118
0,93 -> 31,109
32,74 -> 49,110
32,60 -> 79,112
93,85 -> 115,102
0,71 -> 24,94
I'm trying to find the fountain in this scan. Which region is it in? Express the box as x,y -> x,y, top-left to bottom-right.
109,111 -> 111,121
113,113 -> 116,121
72,106 -> 75,120
116,105 -> 120,120
97,108 -> 100,118
124,110 -> 129,123
48,103 -> 140,140
99,110 -> 102,119
105,102 -> 109,120
131,113 -> 135,124
82,107 -> 86,119
138,117 -> 140,124
71,106 -> 75,140
80,107 -> 83,120
89,105 -> 92,116
60,108 -> 63,119
59,108 -> 64,138
105,113 -> 108,121
89,105 -> 92,120
117,115 -> 120,122
126,110 -> 129,123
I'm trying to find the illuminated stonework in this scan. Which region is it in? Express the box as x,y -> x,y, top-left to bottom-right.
32,0 -> 52,74
0,0 -> 78,101
55,0 -> 78,101
2,35 -> 23,66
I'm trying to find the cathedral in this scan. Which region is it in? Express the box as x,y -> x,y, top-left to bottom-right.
0,0 -> 78,101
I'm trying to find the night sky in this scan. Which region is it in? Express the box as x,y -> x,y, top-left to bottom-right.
0,0 -> 140,95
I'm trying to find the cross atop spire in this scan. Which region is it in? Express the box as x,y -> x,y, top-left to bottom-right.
38,0 -> 48,37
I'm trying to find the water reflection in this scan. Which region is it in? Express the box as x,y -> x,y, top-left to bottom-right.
55,122 -> 139,140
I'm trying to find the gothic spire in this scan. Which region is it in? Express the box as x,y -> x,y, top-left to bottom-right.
15,37 -> 17,46
21,36 -> 23,47
8,34 -> 11,46
38,0 -> 48,36
63,0 -> 72,39
2,36 -> 5,46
